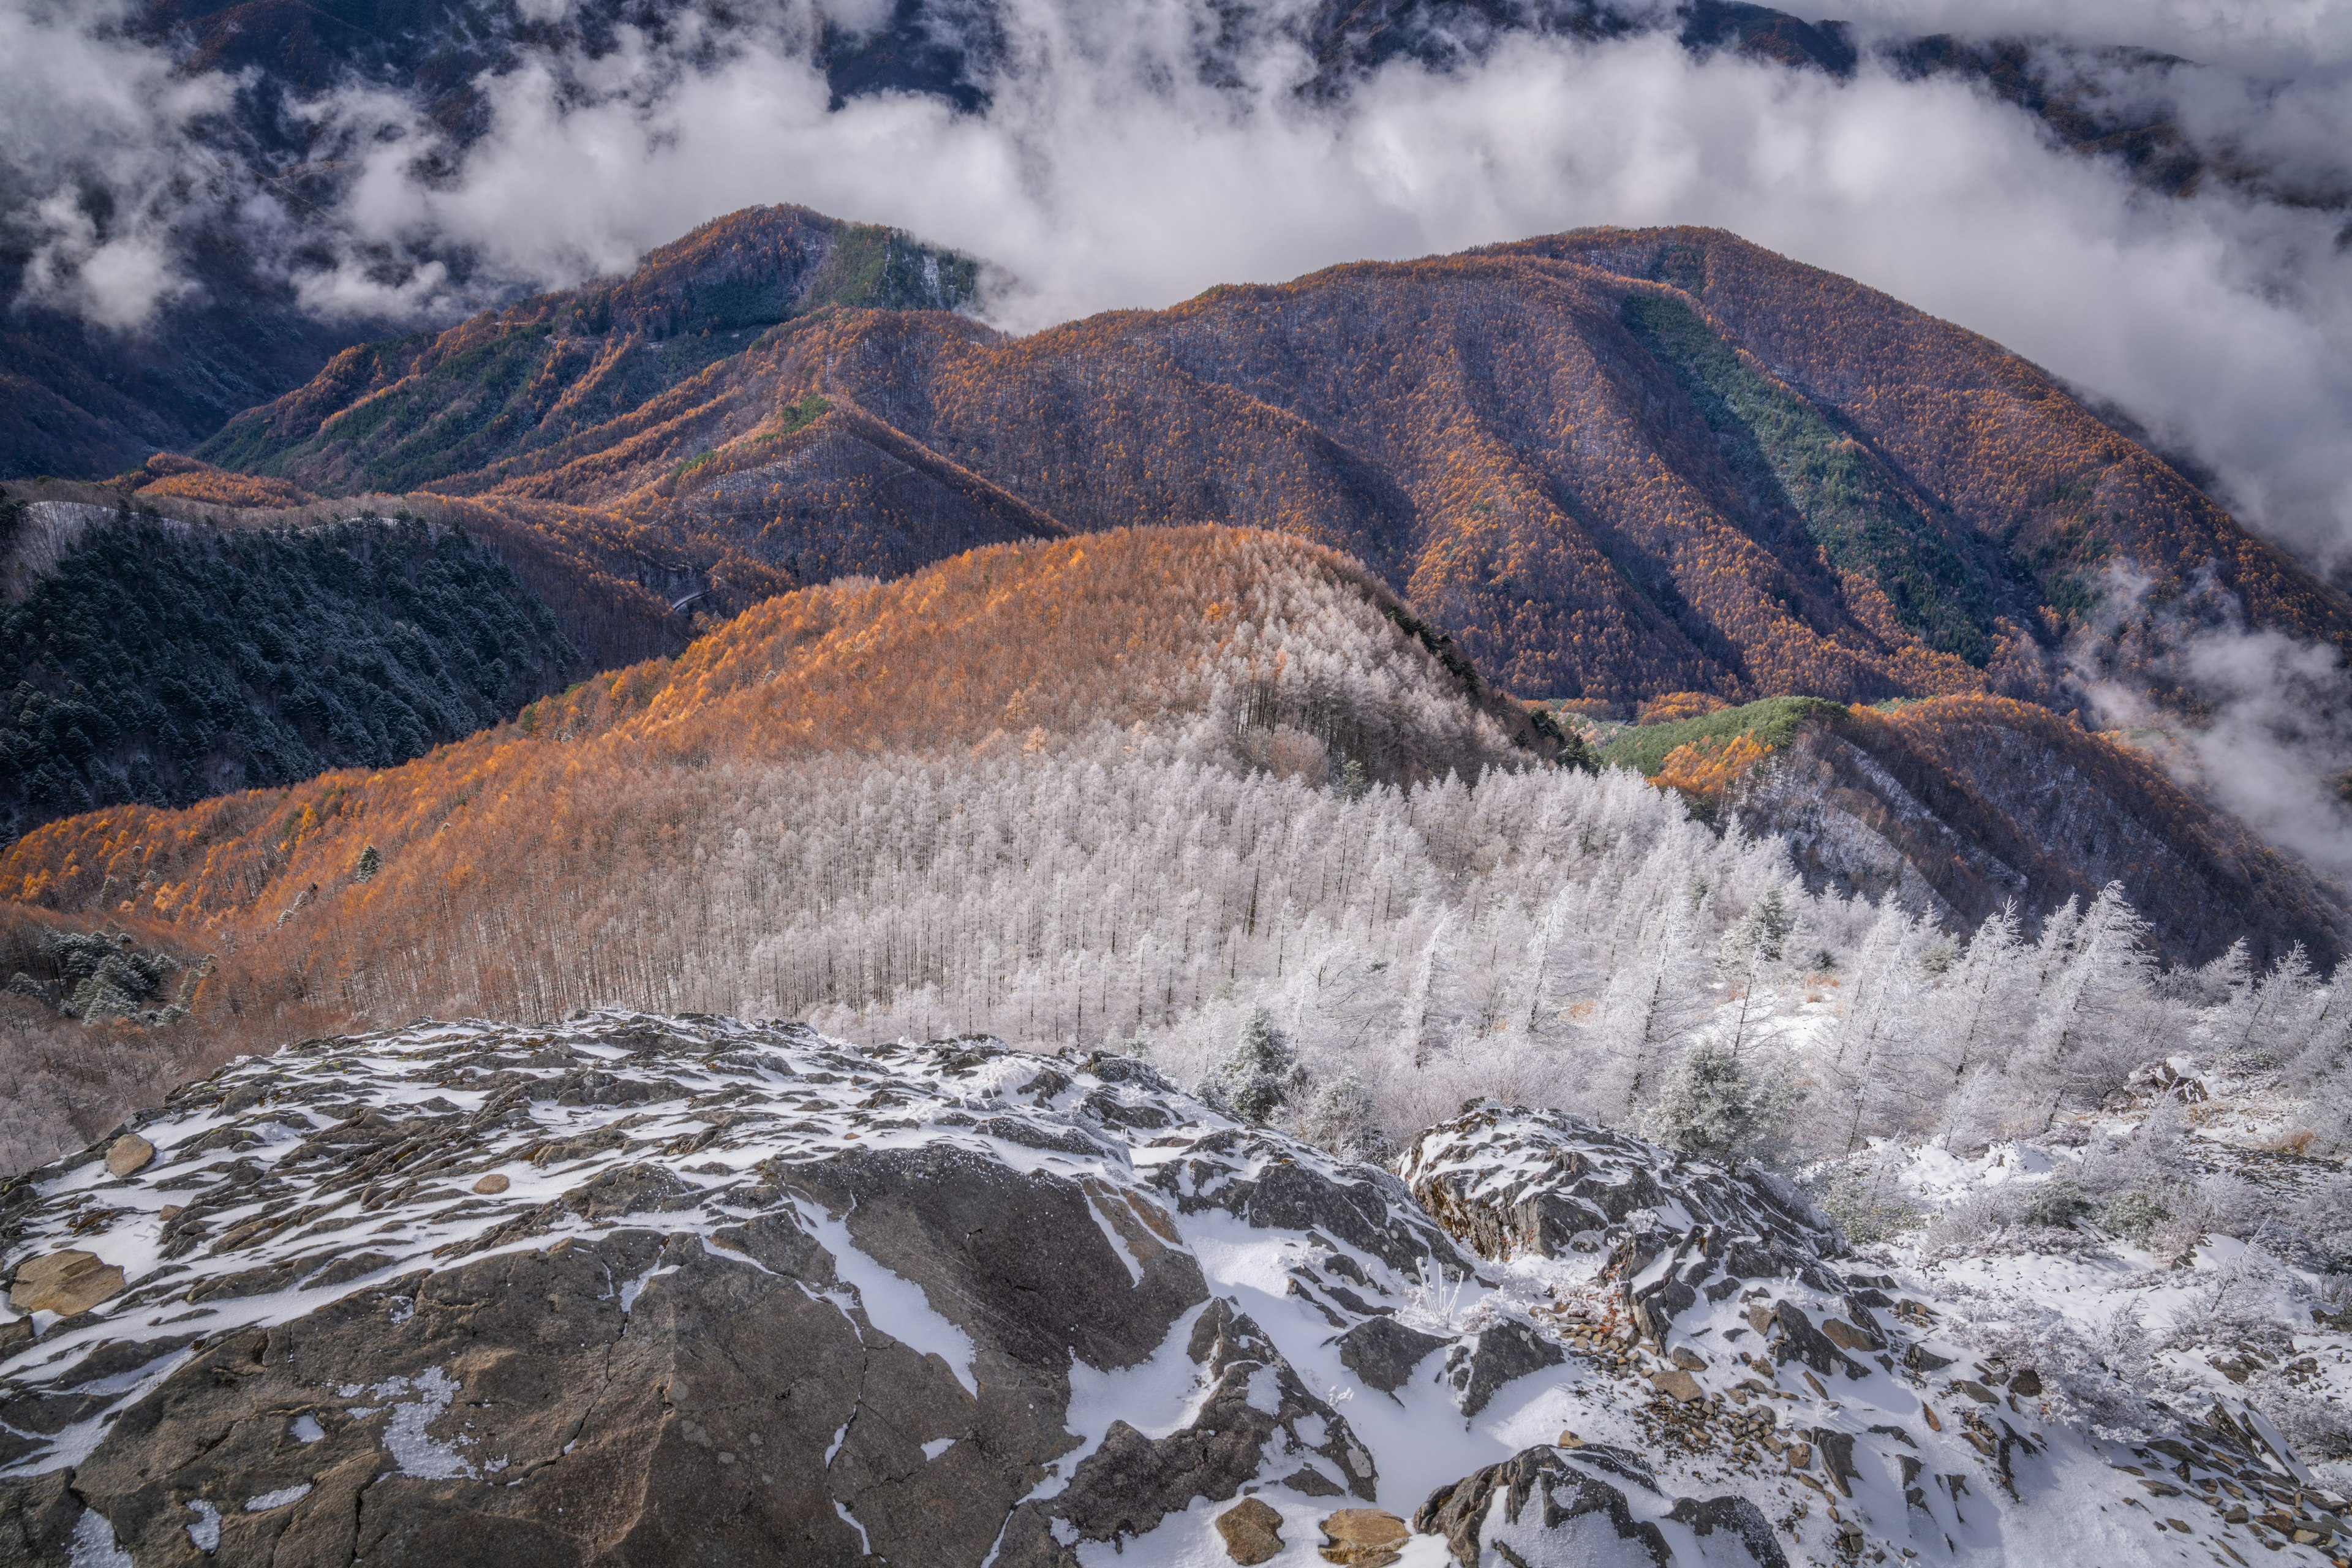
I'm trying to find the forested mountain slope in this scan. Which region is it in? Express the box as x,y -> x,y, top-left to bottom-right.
0,526 -> 1551,1099
0,492 -> 578,844
205,217 -> 2352,711
0,471 -> 802,840
0,524 -> 2335,1180
1589,692 -> 2349,966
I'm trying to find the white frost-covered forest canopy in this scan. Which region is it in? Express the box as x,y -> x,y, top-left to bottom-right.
330,733 -> 2352,1169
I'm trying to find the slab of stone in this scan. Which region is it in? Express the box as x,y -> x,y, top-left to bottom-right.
1822,1316 -> 1879,1352
104,1134 -> 154,1177
1650,1367 -> 1704,1403
1336,1314 -> 1448,1395
1319,1507 -> 1409,1566
9,1250 -> 126,1317
1216,1498 -> 1284,1564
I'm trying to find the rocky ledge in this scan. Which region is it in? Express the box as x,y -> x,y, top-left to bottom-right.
3,1020 -> 2332,1567
0,1015 -> 1802,1567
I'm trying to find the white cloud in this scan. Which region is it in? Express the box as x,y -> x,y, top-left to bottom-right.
271,6 -> 2352,570
0,0 -> 243,329
4,0 -> 2351,566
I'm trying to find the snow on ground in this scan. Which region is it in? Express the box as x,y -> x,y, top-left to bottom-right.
4,1010 -> 2349,1566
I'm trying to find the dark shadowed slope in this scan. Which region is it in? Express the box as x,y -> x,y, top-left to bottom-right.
1594,692 -> 2350,967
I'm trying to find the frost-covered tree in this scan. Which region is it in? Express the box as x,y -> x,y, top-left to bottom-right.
1199,1008 -> 1299,1123
1643,1041 -> 1795,1165
1296,1069 -> 1390,1162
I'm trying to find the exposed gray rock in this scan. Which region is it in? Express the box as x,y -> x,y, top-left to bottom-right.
1442,1320 -> 1566,1417
0,1015 -> 1450,1568
1414,1444 -> 1789,1567
1337,1316 -> 1450,1396
1401,1105 -> 1842,1343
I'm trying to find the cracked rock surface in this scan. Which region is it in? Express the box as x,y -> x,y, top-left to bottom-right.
0,1014 -> 1540,1567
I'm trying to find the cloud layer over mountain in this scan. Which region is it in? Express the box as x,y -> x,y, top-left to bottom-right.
9,0 -> 2351,581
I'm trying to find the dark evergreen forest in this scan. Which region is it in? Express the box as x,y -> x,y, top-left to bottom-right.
0,502 -> 576,840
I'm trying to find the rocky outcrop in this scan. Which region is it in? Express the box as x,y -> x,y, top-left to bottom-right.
0,1013 -> 1552,1567
1415,1443 -> 1789,1567
1400,1104 -> 1843,1348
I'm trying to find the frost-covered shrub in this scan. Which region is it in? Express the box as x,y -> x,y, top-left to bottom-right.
1805,1153 -> 1921,1247
1295,1070 -> 1391,1163
1953,1306 -> 2158,1443
2196,1174 -> 2267,1240
2022,1178 -> 2097,1229
2164,1270 -> 2295,1361
1921,1183 -> 2105,1262
2273,1179 -> 2352,1275
2101,1189 -> 2171,1245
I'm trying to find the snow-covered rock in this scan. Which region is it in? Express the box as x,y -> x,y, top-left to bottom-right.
6,1021 -> 2342,1567
1402,1104 -> 2352,1568
1400,1104 -> 1844,1344
0,1014 -> 1787,1568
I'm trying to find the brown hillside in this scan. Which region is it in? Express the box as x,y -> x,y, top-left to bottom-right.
0,526 -> 1554,1161
0,524 -> 1552,961
1746,696 -> 2348,966
203,216 -> 2352,712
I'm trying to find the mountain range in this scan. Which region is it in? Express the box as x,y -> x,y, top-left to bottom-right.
6,0 -> 2337,488
192,213 -> 2351,709
1,208 -> 2343,976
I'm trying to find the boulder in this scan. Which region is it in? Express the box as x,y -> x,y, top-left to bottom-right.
1319,1507 -> 1409,1565
1400,1106 -> 1842,1343
1336,1315 -> 1449,1395
1649,1367 -> 1704,1403
1442,1320 -> 1567,1416
1415,1444 -> 1789,1567
0,1015 -> 1434,1568
1215,1498 -> 1284,1564
7,1250 -> 124,1316
1400,1106 -> 1841,1268
102,1134 -> 154,1177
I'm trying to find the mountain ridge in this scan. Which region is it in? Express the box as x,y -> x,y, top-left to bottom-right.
195,216 -> 2352,718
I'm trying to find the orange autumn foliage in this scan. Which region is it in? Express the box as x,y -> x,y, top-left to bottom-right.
197,216 -> 2352,718
1654,732 -> 1771,803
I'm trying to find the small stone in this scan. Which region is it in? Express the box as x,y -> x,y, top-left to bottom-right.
2227,1506 -> 2250,1523
105,1134 -> 155,1177
1787,1442 -> 1813,1471
473,1174 -> 512,1194
159,1205 -> 183,1223
1920,1404 -> 1942,1432
1948,1379 -> 1999,1404
2008,1368 -> 2042,1397
1650,1368 -> 1704,1403
1319,1507 -> 1410,1566
9,1250 -> 126,1316
1556,1430 -> 1585,1448
1215,1498 -> 1284,1565
1670,1346 -> 1708,1371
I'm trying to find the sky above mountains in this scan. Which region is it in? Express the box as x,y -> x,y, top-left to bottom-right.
6,0 -> 2351,576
